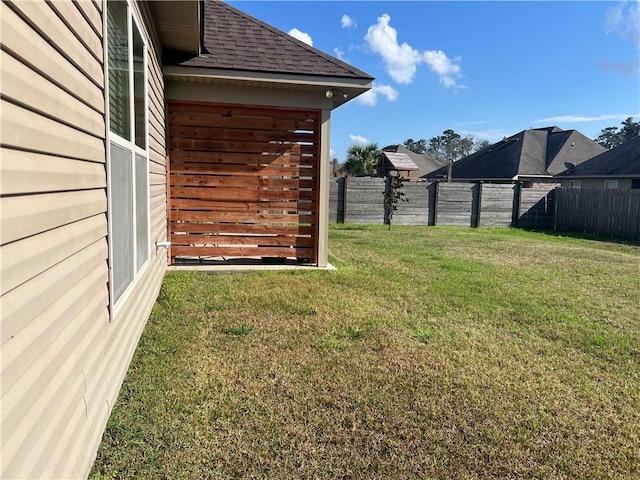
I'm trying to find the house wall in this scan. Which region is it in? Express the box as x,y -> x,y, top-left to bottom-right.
166,81 -> 332,266
0,1 -> 167,478
560,178 -> 634,189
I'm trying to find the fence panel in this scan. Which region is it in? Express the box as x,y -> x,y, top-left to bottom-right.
435,183 -> 478,227
555,188 -> 640,239
478,184 -> 516,227
393,181 -> 430,225
518,186 -> 555,229
344,177 -> 385,224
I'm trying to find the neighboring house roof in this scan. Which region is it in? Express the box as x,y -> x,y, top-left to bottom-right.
382,152 -> 419,171
173,0 -> 373,81
382,145 -> 446,178
426,127 -> 607,181
555,137 -> 640,178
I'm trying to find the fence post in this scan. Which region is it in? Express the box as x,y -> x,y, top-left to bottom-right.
336,177 -> 347,223
512,182 -> 521,227
341,176 -> 347,223
429,182 -> 439,226
473,183 -> 482,228
552,187 -> 558,231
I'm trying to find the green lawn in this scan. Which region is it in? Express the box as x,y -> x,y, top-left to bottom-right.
90,225 -> 640,479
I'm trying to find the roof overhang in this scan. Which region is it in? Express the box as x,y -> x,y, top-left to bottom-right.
428,176 -> 522,182
163,66 -> 373,108
513,174 -> 553,180
556,174 -> 638,179
148,1 -> 200,55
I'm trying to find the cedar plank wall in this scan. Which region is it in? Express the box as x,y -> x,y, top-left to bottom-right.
168,102 -> 320,263
0,1 -> 167,478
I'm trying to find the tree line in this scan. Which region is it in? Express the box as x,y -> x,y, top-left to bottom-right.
342,117 -> 639,177
594,117 -> 639,149
343,130 -> 490,177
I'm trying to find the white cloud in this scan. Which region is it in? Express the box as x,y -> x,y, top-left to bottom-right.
605,1 -> 640,48
334,47 -> 346,60
601,2 -> 640,76
364,13 -> 464,89
288,28 -> 313,46
349,134 -> 369,144
341,14 -> 356,29
534,113 -> 639,123
355,83 -> 399,107
423,50 -> 463,89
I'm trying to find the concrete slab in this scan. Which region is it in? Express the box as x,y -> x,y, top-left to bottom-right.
167,261 -> 336,273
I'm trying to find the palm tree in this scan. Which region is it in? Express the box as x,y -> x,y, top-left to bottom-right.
344,143 -> 381,176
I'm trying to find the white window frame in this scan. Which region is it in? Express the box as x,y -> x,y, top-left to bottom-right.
569,180 -> 581,189
105,0 -> 150,318
604,179 -> 618,189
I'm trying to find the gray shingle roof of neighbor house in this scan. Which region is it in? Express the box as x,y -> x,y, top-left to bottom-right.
426,127 -> 607,181
382,145 -> 446,177
555,137 -> 640,178
173,0 -> 374,81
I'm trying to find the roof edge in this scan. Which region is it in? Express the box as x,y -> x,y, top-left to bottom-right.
212,1 -> 374,81
164,66 -> 373,86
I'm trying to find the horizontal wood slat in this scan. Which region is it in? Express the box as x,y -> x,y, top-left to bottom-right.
169,222 -> 314,236
169,112 -> 316,131
170,245 -> 313,259
171,211 -> 314,224
170,199 -> 314,213
168,102 -> 320,263
170,150 -> 316,166
171,234 -> 313,247
169,138 -> 317,155
170,174 -> 316,189
169,163 -> 315,177
169,126 -> 315,144
169,102 -> 319,121
170,187 -> 316,202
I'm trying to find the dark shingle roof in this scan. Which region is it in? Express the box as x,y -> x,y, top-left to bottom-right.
426,127 -> 607,181
382,145 -> 445,177
556,137 -> 640,177
174,0 -> 373,80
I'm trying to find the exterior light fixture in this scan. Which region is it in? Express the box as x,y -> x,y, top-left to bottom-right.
325,89 -> 348,99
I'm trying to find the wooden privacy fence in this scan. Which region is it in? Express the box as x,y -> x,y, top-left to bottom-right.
168,101 -> 321,264
330,178 -> 555,229
555,188 -> 640,239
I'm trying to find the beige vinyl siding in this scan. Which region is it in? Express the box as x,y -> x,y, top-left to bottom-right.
0,149 -> 106,195
0,1 -> 168,479
0,2 -> 104,111
561,178 -> 633,190
0,189 -> 107,245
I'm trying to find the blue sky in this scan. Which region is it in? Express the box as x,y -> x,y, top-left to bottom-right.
229,1 -> 640,160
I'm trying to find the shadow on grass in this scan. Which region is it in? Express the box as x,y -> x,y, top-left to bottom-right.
519,227 -> 640,247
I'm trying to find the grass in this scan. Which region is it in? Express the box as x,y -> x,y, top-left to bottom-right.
90,225 -> 640,479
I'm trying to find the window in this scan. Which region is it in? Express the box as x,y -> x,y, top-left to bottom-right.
604,180 -> 618,189
631,179 -> 640,190
107,0 -> 148,307
569,180 -> 581,189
